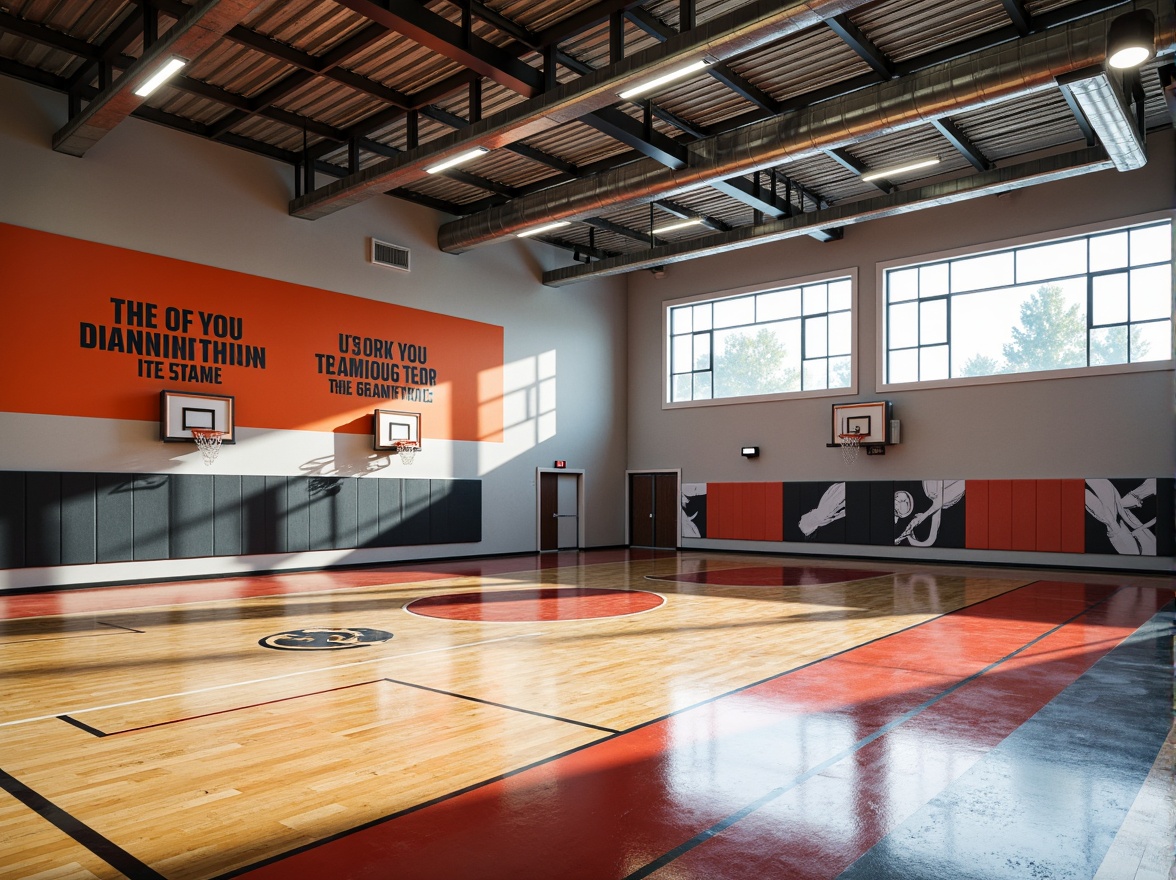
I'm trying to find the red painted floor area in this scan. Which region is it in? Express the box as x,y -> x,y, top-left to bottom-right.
234,580 -> 1170,880
406,587 -> 665,621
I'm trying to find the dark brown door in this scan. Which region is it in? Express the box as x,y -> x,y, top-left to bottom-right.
540,472 -> 558,551
630,473 -> 678,549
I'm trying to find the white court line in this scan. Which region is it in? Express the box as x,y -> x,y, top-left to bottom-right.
0,632 -> 543,729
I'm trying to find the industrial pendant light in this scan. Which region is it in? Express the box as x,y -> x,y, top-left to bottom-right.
1106,9 -> 1155,69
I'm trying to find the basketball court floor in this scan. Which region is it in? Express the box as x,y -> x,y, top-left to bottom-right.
1,550 -> 1172,880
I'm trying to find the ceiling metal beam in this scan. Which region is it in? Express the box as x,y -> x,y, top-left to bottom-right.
825,13 -> 894,79
1000,0 -> 1033,35
581,107 -> 690,168
585,216 -> 664,246
224,24 -> 411,108
932,118 -> 993,171
52,0 -> 270,157
289,0 -> 884,219
0,10 -> 100,58
652,199 -> 731,232
825,147 -> 894,193
335,0 -> 544,97
542,148 -> 1113,285
624,6 -> 781,113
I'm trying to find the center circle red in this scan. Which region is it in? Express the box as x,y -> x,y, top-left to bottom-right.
405,587 -> 664,622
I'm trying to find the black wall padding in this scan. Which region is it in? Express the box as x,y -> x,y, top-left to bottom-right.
0,470 -> 482,570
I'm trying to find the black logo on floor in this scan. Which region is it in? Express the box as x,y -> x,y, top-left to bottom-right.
259,627 -> 393,651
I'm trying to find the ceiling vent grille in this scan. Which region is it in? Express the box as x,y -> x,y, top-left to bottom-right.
370,238 -> 410,271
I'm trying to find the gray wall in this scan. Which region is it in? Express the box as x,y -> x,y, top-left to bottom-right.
626,131 -> 1175,571
0,77 -> 628,587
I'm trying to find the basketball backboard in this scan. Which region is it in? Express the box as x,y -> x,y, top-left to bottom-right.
829,401 -> 891,446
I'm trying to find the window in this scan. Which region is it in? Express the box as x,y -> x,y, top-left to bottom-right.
881,218 -> 1173,386
667,273 -> 855,404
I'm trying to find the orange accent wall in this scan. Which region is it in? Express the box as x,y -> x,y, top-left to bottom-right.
0,224 -> 504,441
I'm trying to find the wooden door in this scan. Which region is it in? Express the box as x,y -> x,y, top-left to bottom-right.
630,473 -> 678,549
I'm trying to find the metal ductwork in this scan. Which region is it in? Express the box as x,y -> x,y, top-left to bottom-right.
541,149 -> 1115,285
438,0 -> 1175,254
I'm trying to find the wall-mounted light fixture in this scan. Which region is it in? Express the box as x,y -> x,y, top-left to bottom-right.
517,220 -> 572,238
133,56 -> 187,97
619,60 -> 711,100
741,446 -> 760,458
1106,9 -> 1155,69
425,146 -> 490,174
860,157 -> 940,182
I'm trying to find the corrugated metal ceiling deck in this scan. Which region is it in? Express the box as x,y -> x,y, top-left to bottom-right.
0,0 -> 1169,281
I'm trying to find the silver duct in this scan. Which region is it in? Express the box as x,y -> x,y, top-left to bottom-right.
541,149 -> 1115,285
438,0 -> 1174,254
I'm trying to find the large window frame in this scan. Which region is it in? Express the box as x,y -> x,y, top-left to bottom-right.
664,269 -> 858,409
877,212 -> 1174,391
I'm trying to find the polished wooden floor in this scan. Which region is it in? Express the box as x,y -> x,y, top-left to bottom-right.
1,550 -> 1172,880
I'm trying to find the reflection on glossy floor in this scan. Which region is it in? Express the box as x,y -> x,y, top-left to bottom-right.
0,550 -> 1172,880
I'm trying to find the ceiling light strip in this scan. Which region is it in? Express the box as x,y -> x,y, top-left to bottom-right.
517,221 -> 572,238
133,56 -> 188,97
425,146 -> 491,174
653,218 -> 705,235
860,157 -> 940,182
618,60 -> 711,100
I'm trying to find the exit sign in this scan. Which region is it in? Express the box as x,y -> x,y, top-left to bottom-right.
554,460 -> 567,469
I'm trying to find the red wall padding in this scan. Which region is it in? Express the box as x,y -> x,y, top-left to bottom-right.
706,482 -> 783,541
964,479 -> 1086,553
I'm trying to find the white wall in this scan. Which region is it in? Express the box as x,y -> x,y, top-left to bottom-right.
0,77 -> 628,587
626,129 -> 1175,571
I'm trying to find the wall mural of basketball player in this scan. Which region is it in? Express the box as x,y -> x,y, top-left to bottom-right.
893,480 -> 966,547
799,482 -> 846,537
681,483 -> 707,539
1084,478 -> 1158,555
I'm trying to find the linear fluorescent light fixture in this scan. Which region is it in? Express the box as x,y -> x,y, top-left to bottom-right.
654,218 -> 704,235
133,56 -> 187,97
860,157 -> 940,182
1064,69 -> 1146,171
517,220 -> 571,238
619,60 -> 710,100
425,146 -> 490,174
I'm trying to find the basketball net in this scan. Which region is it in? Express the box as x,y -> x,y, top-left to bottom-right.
838,432 -> 863,465
393,441 -> 418,465
191,429 -> 225,467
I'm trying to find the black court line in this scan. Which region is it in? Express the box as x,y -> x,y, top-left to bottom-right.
76,679 -> 378,736
0,767 -> 166,880
58,715 -> 107,738
99,620 -> 146,633
382,677 -> 621,733
621,587 -> 1144,879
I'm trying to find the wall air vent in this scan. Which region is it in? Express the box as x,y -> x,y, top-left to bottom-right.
370,238 -> 410,271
